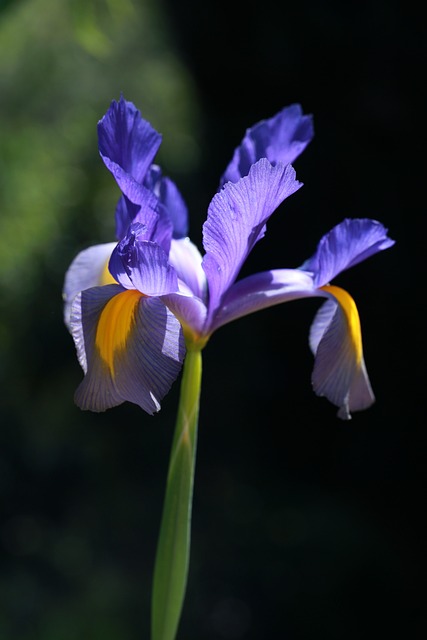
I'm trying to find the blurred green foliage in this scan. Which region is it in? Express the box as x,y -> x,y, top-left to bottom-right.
0,0 -> 200,296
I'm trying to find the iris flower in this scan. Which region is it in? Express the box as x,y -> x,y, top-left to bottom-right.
63,98 -> 395,640
64,97 -> 394,420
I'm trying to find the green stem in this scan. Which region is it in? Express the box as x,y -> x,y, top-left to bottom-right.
151,348 -> 203,640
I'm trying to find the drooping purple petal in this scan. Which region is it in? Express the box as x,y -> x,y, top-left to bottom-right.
98,97 -> 160,208
301,218 -> 395,288
210,268 -> 315,332
110,226 -> 179,296
309,292 -> 375,419
220,104 -> 314,187
63,242 -> 117,327
202,158 -> 303,321
145,165 -> 189,238
69,283 -> 122,376
70,285 -> 185,413
211,268 -> 376,419
112,296 -> 185,413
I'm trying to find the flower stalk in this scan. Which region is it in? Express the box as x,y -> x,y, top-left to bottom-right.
151,347 -> 202,640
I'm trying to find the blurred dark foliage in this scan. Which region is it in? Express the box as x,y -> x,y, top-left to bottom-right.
0,0 -> 425,638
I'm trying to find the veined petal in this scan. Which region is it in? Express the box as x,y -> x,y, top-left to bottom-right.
159,177 -> 189,239
132,201 -> 173,255
70,285 -> 185,413
302,218 -> 395,287
98,96 -> 161,185
212,269 -> 375,419
220,104 -> 313,186
110,228 -> 179,296
115,195 -> 141,240
310,286 -> 374,419
101,161 -> 158,210
115,186 -> 174,253
115,194 -> 173,252
145,165 -> 189,239
98,99 -> 159,209
70,284 -> 123,376
169,237 -> 207,299
63,242 -> 117,327
211,268 -> 315,332
202,158 -> 302,320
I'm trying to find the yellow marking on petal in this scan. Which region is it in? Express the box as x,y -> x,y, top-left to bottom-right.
95,289 -> 143,376
99,257 -> 117,285
320,285 -> 363,364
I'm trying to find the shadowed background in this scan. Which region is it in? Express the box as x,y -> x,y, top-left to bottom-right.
0,0 -> 425,638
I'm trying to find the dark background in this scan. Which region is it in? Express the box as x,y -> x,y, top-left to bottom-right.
0,0 -> 425,638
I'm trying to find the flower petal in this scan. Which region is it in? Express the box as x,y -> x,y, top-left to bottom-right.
115,194 -> 173,250
212,270 -> 375,419
63,242 -> 117,327
162,292 -> 208,343
220,104 -> 313,186
115,195 -> 141,240
309,287 -> 375,419
98,97 -> 159,208
98,96 -> 160,185
145,165 -> 189,239
70,285 -> 185,413
110,227 -> 179,295
169,237 -> 207,299
159,177 -> 189,239
132,201 -> 173,255
70,284 -> 122,376
202,158 -> 302,321
301,218 -> 395,287
211,268 -> 315,332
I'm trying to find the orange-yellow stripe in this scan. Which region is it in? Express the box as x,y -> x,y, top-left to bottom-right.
320,285 -> 363,364
95,289 -> 143,375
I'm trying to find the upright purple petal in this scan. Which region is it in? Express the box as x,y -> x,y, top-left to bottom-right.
115,195 -> 141,240
220,104 -> 313,186
115,195 -> 169,246
302,218 -> 395,287
115,194 -> 173,253
145,165 -> 189,238
98,96 -> 161,184
133,203 -> 173,255
70,285 -> 185,413
98,97 -> 160,208
202,158 -> 302,322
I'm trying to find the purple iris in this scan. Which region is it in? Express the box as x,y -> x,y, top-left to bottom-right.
64,97 -> 394,419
